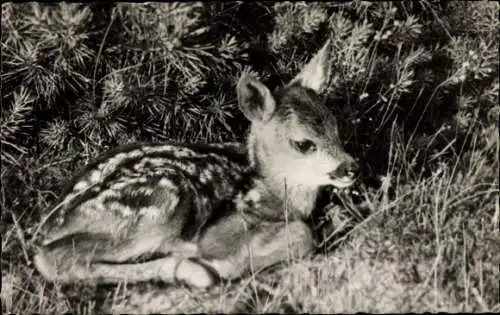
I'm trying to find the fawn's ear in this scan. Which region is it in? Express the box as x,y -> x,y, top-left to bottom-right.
237,75 -> 276,123
289,39 -> 332,94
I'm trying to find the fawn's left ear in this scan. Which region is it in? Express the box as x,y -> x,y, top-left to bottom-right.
289,39 -> 332,94
237,75 -> 276,123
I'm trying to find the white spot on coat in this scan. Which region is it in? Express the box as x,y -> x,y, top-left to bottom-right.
73,181 -> 89,191
89,170 -> 102,183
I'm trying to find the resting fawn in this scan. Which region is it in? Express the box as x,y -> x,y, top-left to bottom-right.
33,40 -> 359,289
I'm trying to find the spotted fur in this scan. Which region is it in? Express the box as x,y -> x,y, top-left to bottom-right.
33,40 -> 359,289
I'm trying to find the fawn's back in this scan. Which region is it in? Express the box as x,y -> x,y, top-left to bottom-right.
40,142 -> 252,247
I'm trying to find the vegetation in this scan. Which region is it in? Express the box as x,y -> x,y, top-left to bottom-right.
1,1 -> 498,313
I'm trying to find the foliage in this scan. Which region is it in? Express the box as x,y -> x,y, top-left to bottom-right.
1,1 -> 498,313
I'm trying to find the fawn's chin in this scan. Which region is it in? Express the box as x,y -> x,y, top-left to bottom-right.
329,179 -> 355,189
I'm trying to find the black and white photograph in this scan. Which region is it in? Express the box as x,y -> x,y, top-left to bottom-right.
1,1 -> 499,313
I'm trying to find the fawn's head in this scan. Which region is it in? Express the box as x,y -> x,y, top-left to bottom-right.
237,40 -> 358,190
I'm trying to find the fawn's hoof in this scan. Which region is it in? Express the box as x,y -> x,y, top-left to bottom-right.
175,258 -> 219,289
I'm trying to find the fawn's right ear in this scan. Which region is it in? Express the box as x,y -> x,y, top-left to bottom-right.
237,75 -> 276,123
288,39 -> 332,94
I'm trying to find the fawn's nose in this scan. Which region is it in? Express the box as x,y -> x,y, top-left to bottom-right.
329,159 -> 360,180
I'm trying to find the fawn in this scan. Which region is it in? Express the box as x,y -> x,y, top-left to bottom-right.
33,40 -> 359,289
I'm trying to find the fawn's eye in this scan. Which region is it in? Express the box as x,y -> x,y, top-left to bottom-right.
290,139 -> 317,154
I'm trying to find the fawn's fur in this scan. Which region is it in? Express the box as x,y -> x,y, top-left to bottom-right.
33,40 -> 359,289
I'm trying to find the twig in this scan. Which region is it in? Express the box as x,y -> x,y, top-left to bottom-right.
92,7 -> 117,110
11,212 -> 31,266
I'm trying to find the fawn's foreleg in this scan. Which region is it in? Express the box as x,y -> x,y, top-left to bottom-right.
198,218 -> 315,281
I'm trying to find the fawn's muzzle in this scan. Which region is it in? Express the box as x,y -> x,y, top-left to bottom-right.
328,160 -> 360,181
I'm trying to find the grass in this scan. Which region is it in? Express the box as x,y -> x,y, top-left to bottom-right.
2,127 -> 498,313
1,1 -> 499,314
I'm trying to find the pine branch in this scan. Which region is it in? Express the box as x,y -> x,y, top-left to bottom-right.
0,87 -> 34,166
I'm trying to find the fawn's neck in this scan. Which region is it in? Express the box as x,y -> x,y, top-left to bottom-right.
245,132 -> 319,220
258,175 -> 319,220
